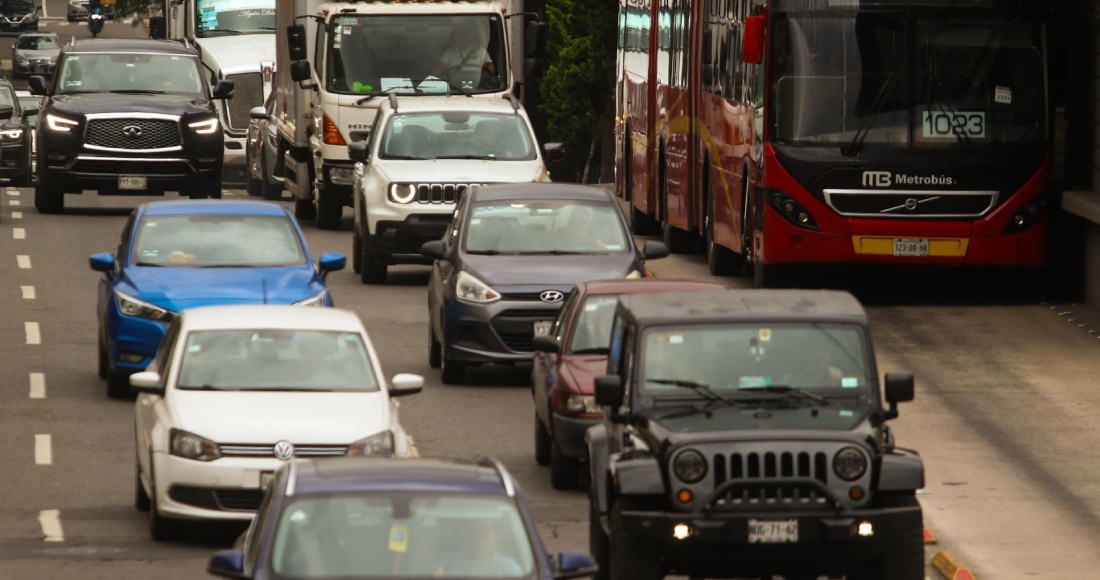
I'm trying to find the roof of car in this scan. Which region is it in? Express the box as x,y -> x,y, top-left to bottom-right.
178,306 -> 366,332
288,457 -> 512,497
384,96 -> 526,115
579,278 -> 731,296
619,289 -> 868,324
140,200 -> 288,217
472,183 -> 616,203
66,39 -> 197,55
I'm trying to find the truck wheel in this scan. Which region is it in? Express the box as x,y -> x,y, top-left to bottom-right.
550,440 -> 582,490
260,175 -> 283,201
34,178 -> 63,214
315,192 -> 342,230
295,197 -> 316,220
849,494 -> 923,580
534,414 -> 551,466
610,499 -> 663,580
589,501 -> 610,580
358,234 -> 387,284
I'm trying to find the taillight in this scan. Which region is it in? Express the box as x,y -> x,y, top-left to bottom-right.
322,114 -> 346,146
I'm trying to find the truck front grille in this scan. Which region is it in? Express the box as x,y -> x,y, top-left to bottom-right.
225,72 -> 263,132
85,119 -> 180,151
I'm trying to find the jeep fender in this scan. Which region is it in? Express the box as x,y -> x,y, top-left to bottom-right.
610,453 -> 665,498
878,447 -> 924,492
585,424 -> 611,514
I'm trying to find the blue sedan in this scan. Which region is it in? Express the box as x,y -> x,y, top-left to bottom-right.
90,200 -> 346,398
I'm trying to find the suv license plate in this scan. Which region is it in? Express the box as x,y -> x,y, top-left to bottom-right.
260,471 -> 275,489
533,321 -> 553,336
748,518 -> 798,543
119,175 -> 147,190
893,238 -> 928,257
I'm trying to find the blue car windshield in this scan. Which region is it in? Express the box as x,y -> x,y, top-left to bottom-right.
132,215 -> 306,267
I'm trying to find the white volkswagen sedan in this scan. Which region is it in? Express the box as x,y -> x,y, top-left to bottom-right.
131,305 -> 423,540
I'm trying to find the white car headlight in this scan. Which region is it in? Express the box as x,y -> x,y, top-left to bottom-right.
455,271 -> 500,304
188,118 -> 219,135
116,291 -> 174,322
0,128 -> 23,140
346,430 -> 394,458
294,291 -> 327,307
389,183 -> 416,204
46,114 -> 78,132
169,429 -> 221,461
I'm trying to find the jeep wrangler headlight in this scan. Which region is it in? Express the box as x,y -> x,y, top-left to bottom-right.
833,447 -> 867,481
672,449 -> 707,483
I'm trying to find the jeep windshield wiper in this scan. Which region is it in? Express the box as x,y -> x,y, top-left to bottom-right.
648,378 -> 738,406
108,89 -> 166,94
738,385 -> 831,406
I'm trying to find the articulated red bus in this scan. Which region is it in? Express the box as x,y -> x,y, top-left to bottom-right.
615,0 -> 1052,286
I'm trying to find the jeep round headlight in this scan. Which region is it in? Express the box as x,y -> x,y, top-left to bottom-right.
672,449 -> 707,484
833,447 -> 867,481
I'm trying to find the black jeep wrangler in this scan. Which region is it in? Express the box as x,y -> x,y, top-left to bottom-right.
586,289 -> 924,580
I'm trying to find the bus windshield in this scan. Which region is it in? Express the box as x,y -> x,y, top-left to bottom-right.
770,11 -> 1046,150
194,0 -> 274,37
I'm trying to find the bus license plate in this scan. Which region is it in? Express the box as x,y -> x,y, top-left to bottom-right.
893,238 -> 928,257
533,321 -> 553,336
748,518 -> 798,543
119,175 -> 147,190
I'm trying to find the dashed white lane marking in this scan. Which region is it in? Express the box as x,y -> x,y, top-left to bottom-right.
8,190 -> 19,196
21,286 -> 34,299
407,435 -> 419,458
29,373 -> 45,399
37,510 -> 63,542
35,434 -> 52,465
17,255 -> 31,268
9,199 -> 19,206
11,211 -> 21,219
25,322 -> 40,345
13,227 -> 25,239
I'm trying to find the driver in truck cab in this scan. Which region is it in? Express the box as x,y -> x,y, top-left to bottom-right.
430,22 -> 495,79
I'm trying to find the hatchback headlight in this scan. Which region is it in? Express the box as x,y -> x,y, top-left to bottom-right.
169,429 -> 221,461
673,449 -> 707,483
389,183 -> 416,204
188,118 -> 219,135
15,54 -> 26,63
0,128 -> 23,140
294,291 -> 326,307
347,430 -> 394,458
455,271 -> 500,304
833,447 -> 868,481
116,291 -> 173,322
566,394 -> 601,414
46,114 -> 78,132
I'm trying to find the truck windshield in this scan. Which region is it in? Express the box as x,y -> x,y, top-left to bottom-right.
325,14 -> 507,95
770,11 -> 1046,149
56,53 -> 206,96
194,0 -> 274,37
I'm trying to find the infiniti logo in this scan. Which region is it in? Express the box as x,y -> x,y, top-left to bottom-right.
539,290 -> 564,303
273,440 -> 295,460
122,125 -> 143,138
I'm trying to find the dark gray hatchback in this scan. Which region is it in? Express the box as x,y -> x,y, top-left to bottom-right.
422,183 -> 669,385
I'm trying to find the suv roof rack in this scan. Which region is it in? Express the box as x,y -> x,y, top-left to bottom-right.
503,93 -> 519,112
474,455 -> 515,497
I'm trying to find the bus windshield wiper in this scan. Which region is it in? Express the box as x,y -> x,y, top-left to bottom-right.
844,72 -> 898,157
738,385 -> 831,407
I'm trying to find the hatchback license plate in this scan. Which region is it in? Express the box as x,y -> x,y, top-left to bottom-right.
533,320 -> 553,336
748,518 -> 798,543
119,175 -> 147,190
893,238 -> 928,257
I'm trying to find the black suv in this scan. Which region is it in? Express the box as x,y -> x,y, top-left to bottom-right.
0,78 -> 34,187
29,39 -> 233,214
586,290 -> 924,580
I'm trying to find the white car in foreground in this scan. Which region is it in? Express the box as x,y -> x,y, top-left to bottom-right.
131,305 -> 423,540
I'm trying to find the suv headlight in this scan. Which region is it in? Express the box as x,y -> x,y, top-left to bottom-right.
294,291 -> 327,307
0,128 -> 23,140
169,429 -> 221,461
389,183 -> 416,204
455,271 -> 500,304
116,291 -> 173,322
672,449 -> 707,483
833,447 -> 867,481
347,430 -> 394,457
566,394 -> 600,414
46,114 -> 78,132
188,118 -> 219,135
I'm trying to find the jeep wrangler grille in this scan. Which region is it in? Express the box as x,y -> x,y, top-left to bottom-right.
715,451 -> 829,486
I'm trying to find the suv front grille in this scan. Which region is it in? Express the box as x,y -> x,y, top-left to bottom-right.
416,183 -> 480,204
225,72 -> 263,131
85,119 -> 180,151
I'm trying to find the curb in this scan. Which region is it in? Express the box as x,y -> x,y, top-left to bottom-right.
931,549 -> 975,580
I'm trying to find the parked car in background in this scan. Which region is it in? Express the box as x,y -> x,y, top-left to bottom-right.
531,278 -> 730,490
0,79 -> 33,187
67,0 -> 88,21
14,89 -> 39,176
11,31 -> 59,79
207,456 -> 599,580
422,183 -> 668,385
132,306 -> 423,540
89,200 -> 346,398
245,91 -> 283,201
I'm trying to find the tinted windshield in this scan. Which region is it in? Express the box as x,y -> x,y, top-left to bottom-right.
177,330 -> 378,392
465,201 -> 630,255
18,35 -> 59,50
569,296 -> 619,354
380,113 -> 536,161
132,215 -> 306,267
641,323 -> 871,394
56,54 -> 205,96
0,0 -> 34,13
771,12 -> 1045,148
270,494 -> 535,578
325,14 -> 507,95
195,0 -> 274,37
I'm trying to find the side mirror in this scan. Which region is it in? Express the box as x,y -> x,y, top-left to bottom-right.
555,551 -> 599,580
641,240 -> 669,260
543,142 -> 566,162
525,20 -> 547,58
286,24 -> 308,61
0,104 -> 13,121
148,16 -> 167,40
207,549 -> 248,580
593,375 -> 624,409
389,373 -> 424,397
89,252 -> 115,272
419,240 -> 447,260
317,252 -> 346,278
28,75 -> 47,96
347,140 -> 370,163
129,371 -> 164,395
35,5 -> 41,13
532,334 -> 560,354
213,80 -> 234,100
290,60 -> 311,83
882,371 -> 915,420
249,106 -> 267,120
742,14 -> 765,65
23,106 -> 37,117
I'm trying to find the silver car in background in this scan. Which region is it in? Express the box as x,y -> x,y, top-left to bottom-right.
11,32 -> 59,79
67,0 -> 87,21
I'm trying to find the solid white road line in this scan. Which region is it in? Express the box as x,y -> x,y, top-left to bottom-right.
8,190 -> 19,196
35,434 -> 52,465
25,322 -> 40,345
13,227 -> 25,239
11,211 -> 21,218
17,255 -> 30,268
37,510 -> 63,542
21,286 -> 35,299
29,373 -> 45,399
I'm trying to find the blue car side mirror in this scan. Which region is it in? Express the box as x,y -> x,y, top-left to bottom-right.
207,549 -> 247,579
555,551 -> 598,579
318,252 -> 346,279
89,252 -> 115,272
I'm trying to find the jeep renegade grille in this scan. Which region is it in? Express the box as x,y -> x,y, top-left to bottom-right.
86,119 -> 180,150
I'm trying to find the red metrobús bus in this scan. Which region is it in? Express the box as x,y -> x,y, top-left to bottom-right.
615,0 -> 1053,287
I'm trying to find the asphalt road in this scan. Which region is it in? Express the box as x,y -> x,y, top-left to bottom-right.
4,19 -> 1100,580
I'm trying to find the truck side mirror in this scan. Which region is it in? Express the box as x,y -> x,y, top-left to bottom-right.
347,141 -> 370,163
742,15 -> 765,65
287,24 -> 307,61
525,20 -> 547,58
148,16 -> 166,40
290,60 -> 311,83
882,372 -> 915,420
594,375 -> 624,411
212,80 -> 234,100
543,142 -> 566,162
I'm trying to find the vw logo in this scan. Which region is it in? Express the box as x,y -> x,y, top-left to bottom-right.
273,440 -> 295,460
540,290 -> 564,303
122,125 -> 143,138
904,198 -> 918,211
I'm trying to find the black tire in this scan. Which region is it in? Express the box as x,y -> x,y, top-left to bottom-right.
589,500 -> 610,580
67,14 -> 74,22
148,465 -> 178,542
246,172 -> 262,197
629,204 -> 659,236
550,440 -> 582,490
609,499 -> 663,580
295,196 -> 317,220
134,463 -> 150,512
358,234 -> 388,284
106,367 -> 134,400
97,340 -> 108,380
260,171 -> 283,201
34,178 -> 63,214
428,314 -> 442,369
440,352 -> 465,385
352,231 -> 363,274
849,494 -> 924,580
315,191 -> 342,230
209,182 -> 223,199
534,414 -> 551,466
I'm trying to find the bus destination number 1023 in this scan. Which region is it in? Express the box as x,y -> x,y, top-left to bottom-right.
922,111 -> 985,139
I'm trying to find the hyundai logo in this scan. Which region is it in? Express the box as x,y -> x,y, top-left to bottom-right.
539,290 -> 564,303
273,440 -> 295,460
122,125 -> 143,138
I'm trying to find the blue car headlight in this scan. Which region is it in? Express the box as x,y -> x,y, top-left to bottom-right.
116,290 -> 174,322
294,290 -> 327,307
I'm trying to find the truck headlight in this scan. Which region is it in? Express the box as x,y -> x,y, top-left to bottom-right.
328,166 -> 354,185
116,291 -> 174,322
347,430 -> 394,457
672,449 -> 707,483
46,114 -> 78,132
833,447 -> 867,481
169,429 -> 221,461
455,271 -> 500,304
389,183 -> 416,204
566,394 -> 600,414
188,118 -> 219,135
